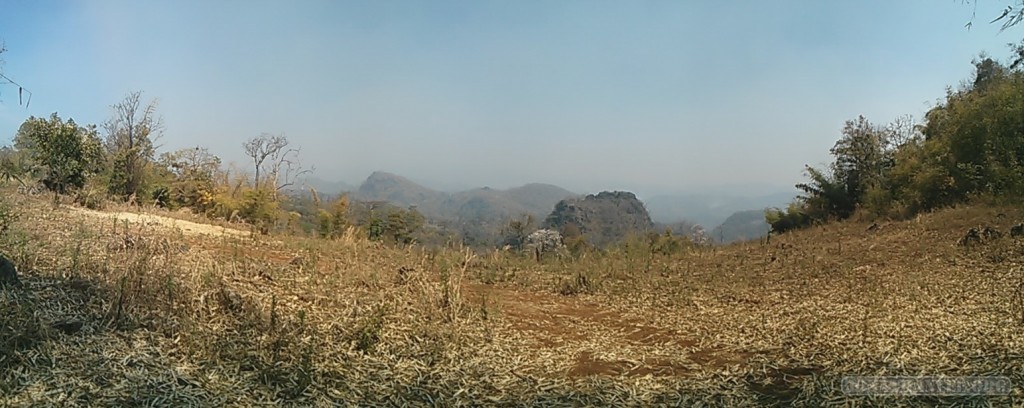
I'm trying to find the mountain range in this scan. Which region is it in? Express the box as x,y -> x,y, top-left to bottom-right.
354,171 -> 577,223
300,171 -> 797,243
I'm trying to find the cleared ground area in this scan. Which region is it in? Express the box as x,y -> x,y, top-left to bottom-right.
3,191 -> 1024,406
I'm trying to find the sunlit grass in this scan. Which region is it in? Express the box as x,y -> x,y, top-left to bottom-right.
2,187 -> 1023,406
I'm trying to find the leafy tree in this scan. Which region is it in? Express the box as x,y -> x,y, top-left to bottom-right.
239,188 -> 279,234
157,147 -> 221,211
919,57 -> 1024,201
13,113 -> 104,194
765,203 -> 812,234
385,207 -> 425,245
1012,40 -> 1024,69
500,213 -> 536,250
104,91 -> 162,201
360,203 -> 425,245
318,194 -> 350,239
795,164 -> 855,221
774,113 -> 921,230
831,116 -> 889,205
368,217 -> 386,241
559,222 -> 590,254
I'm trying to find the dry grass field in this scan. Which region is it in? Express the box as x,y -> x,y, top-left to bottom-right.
3,188 -> 1024,406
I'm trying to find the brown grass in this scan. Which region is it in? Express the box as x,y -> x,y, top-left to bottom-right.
2,187 -> 1023,406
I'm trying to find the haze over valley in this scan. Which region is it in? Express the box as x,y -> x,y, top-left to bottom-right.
3,1 -> 1024,406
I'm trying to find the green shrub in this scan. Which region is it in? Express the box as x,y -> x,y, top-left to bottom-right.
765,203 -> 812,234
239,189 -> 279,233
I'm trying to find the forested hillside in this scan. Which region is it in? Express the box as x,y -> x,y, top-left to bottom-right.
768,54 -> 1024,234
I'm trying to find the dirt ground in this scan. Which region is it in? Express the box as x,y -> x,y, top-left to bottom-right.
65,204 -> 722,380
462,282 -> 750,379
65,205 -> 251,238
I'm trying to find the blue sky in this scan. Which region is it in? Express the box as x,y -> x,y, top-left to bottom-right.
0,1 -> 1019,196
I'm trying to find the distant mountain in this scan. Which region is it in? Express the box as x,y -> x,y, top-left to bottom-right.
644,191 -> 795,228
710,210 -> 771,244
356,171 -> 449,215
449,188 -> 528,222
498,183 -> 580,216
300,176 -> 356,196
354,171 -> 576,222
544,191 -> 654,247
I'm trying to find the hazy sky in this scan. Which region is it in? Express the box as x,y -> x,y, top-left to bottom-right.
0,1 -> 1018,196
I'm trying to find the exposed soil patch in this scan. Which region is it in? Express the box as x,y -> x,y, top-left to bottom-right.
462,283 -> 746,378
465,283 -> 697,347
688,347 -> 753,368
567,351 -> 692,378
66,206 -> 250,238
624,325 -> 692,347
745,365 -> 826,404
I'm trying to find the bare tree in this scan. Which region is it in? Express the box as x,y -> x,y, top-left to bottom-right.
242,133 -> 310,199
104,91 -> 163,201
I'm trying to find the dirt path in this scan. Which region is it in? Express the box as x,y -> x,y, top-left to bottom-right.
65,206 -> 251,238
463,283 -> 750,379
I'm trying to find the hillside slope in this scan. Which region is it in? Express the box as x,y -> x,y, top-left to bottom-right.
5,187 -> 1024,406
710,209 -> 771,243
356,171 -> 449,214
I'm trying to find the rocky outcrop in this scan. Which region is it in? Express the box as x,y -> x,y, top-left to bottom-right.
524,229 -> 564,254
543,191 -> 654,247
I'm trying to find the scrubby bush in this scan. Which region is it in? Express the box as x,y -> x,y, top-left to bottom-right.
73,180 -> 109,210
765,203 -> 812,234
647,230 -> 691,256
317,195 -> 350,239
239,189 -> 279,233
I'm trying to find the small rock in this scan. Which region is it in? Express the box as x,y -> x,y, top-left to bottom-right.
0,254 -> 20,287
51,320 -> 84,335
957,227 -> 982,247
1011,223 -> 1024,238
981,226 -> 1002,240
